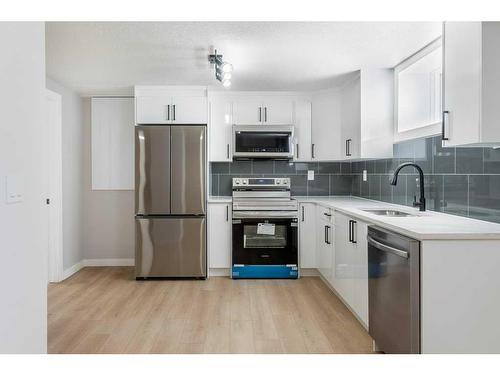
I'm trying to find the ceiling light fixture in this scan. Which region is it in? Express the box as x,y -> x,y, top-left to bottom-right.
208,49 -> 233,88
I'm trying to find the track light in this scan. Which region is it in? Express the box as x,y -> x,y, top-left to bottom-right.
208,49 -> 233,88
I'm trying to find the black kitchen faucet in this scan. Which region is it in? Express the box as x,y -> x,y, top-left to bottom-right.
390,162 -> 426,212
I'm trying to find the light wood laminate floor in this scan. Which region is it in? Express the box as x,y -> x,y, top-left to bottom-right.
48,267 -> 373,354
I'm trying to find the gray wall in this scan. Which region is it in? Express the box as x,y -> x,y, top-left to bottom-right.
46,77 -> 85,270
82,99 -> 135,260
351,135 -> 500,224
0,22 -> 47,353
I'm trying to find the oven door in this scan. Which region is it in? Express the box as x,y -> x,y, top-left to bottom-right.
233,125 -> 294,159
232,217 -> 298,266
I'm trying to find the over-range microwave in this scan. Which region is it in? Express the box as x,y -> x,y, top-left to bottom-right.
232,124 -> 294,159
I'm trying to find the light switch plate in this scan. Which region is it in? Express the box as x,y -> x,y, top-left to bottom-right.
5,175 -> 23,204
307,170 -> 314,181
363,170 -> 367,182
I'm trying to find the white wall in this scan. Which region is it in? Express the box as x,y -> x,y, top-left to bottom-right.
83,99 -> 135,261
46,78 -> 85,270
0,22 -> 47,353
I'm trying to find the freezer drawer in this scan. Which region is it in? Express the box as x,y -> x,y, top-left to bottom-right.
135,216 -> 206,278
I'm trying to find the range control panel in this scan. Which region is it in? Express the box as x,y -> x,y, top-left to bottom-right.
232,177 -> 290,189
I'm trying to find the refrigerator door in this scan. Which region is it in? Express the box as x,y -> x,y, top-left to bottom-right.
170,126 -> 206,215
135,217 -> 206,278
135,125 -> 171,215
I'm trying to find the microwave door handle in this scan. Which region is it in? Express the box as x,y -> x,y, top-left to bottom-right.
259,107 -> 262,122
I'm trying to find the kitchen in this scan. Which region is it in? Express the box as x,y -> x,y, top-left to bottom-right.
2,6 -> 500,370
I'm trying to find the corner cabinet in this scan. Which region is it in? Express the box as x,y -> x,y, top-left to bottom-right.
135,86 -> 208,125
340,69 -> 394,160
334,211 -> 369,326
442,22 -> 500,146
208,201 -> 232,269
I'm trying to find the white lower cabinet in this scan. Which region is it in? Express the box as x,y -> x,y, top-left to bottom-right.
299,203 -> 317,268
333,211 -> 369,326
208,202 -> 232,269
316,205 -> 334,284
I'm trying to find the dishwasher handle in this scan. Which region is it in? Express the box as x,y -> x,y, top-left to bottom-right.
367,236 -> 409,259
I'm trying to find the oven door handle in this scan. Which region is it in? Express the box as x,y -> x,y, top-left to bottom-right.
367,236 -> 409,258
232,210 -> 298,219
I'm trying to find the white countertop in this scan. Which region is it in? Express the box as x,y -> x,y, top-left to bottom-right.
209,195 -> 500,240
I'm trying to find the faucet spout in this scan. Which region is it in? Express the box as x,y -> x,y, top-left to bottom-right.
390,162 -> 426,211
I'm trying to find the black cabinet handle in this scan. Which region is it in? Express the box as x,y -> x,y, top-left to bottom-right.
324,225 -> 328,244
296,143 -> 299,159
167,105 -> 170,121
350,220 -> 357,244
326,225 -> 331,244
226,144 -> 230,159
311,144 -> 315,159
323,212 -> 331,217
348,220 -> 352,243
226,205 -> 229,221
259,107 -> 262,122
346,139 -> 352,157
264,107 -> 268,122
301,206 -> 305,222
442,110 -> 449,141
172,105 -> 176,121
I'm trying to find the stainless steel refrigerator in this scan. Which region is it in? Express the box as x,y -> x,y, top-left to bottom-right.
135,125 -> 206,279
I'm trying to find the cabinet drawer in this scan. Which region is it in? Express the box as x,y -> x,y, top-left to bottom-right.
318,206 -> 334,224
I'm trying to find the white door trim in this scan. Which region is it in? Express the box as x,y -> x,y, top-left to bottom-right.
45,89 -> 64,283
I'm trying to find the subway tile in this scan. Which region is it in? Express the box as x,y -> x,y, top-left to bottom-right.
210,175 -> 219,196
456,147 -> 483,174
318,162 -> 340,174
413,136 -> 433,174
252,160 -> 274,174
433,137 -> 456,174
360,178 -> 370,198
307,175 -> 329,196
289,175 -> 307,196
351,175 -> 361,196
352,160 -> 366,174
229,160 -> 252,174
468,175 -> 500,223
380,175 -> 392,203
330,175 -> 352,196
391,176 -> 407,206
375,160 -> 388,174
368,175 -> 381,200
425,175 -> 444,212
366,160 -> 377,174
340,162 -> 352,174
218,175 -> 233,196
295,162 -> 318,175
274,160 -> 296,174
443,175 -> 468,217
394,140 -> 414,159
211,162 -> 230,174
483,148 -> 500,174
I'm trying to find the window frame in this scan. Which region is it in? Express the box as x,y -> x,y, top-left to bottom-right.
394,37 -> 443,143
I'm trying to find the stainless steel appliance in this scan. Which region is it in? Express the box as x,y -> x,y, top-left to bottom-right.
231,177 -> 298,278
232,125 -> 294,159
135,125 -> 207,279
368,226 -> 420,353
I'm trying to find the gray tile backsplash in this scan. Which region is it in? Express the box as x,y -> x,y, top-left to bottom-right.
210,135 -> 500,224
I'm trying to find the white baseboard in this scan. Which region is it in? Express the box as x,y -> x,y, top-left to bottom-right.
300,268 -> 320,277
83,258 -> 135,267
62,260 -> 84,280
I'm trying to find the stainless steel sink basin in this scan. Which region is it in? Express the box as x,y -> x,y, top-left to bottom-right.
362,209 -> 416,217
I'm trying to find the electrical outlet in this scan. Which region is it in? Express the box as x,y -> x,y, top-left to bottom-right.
307,170 -> 315,181
363,170 -> 367,182
5,175 -> 23,204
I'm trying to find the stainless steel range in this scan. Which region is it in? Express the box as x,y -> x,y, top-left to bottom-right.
231,177 -> 298,279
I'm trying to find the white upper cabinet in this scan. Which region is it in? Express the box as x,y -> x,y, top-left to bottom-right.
91,97 -> 135,190
233,96 -> 294,125
442,22 -> 500,146
340,69 -> 394,160
135,86 -> 207,125
209,97 -> 233,162
294,100 -> 312,161
311,89 -> 342,161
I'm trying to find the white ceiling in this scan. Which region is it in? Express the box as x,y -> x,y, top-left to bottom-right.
45,22 -> 442,95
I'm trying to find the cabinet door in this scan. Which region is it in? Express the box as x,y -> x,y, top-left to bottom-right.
333,212 -> 353,301
299,203 -> 317,268
171,95 -> 207,124
340,77 -> 361,159
233,98 -> 263,125
351,220 -> 369,326
209,99 -> 232,161
91,97 -> 135,190
311,90 -> 342,160
136,96 -> 171,124
294,100 -> 312,161
208,203 -> 232,268
316,207 -> 334,283
263,98 -> 294,125
443,22 -> 482,146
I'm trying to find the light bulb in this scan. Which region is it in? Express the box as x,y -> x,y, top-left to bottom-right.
222,79 -> 231,88
220,62 -> 233,73
222,72 -> 232,80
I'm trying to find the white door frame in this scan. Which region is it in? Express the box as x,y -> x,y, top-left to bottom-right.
45,89 -> 64,283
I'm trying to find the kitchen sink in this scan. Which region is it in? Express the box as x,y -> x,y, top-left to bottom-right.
362,209 -> 417,217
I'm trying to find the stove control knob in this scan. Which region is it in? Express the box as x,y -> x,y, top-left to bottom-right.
242,180 -> 248,185
235,179 -> 240,185
276,180 -> 281,185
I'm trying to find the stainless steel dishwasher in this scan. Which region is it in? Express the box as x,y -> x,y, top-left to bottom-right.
367,226 -> 420,354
